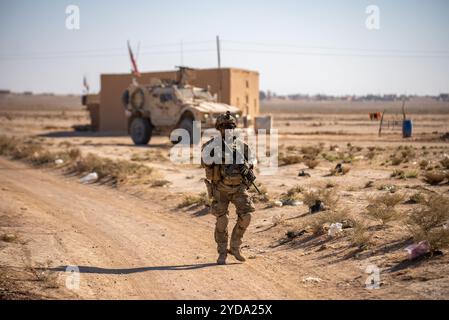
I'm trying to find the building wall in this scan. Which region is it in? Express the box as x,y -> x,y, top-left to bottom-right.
98,68 -> 258,131
229,69 -> 260,120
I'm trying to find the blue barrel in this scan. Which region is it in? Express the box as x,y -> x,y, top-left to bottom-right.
402,120 -> 413,138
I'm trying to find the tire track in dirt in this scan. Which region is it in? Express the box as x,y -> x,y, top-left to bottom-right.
0,157 -> 308,299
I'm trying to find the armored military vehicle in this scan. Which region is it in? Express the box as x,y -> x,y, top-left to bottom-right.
121,68 -> 242,145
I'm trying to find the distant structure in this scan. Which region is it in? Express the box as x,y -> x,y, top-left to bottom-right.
439,93 -> 449,102
88,67 -> 259,132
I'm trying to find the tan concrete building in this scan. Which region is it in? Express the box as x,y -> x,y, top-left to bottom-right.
97,67 -> 259,131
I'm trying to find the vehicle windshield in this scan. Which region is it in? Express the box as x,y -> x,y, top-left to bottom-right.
177,88 -> 194,101
176,87 -> 213,101
193,88 -> 213,101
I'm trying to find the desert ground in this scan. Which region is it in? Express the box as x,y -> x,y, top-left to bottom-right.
1,93 -> 449,299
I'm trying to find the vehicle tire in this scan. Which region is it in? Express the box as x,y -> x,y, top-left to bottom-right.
121,90 -> 130,109
130,117 -> 152,145
130,88 -> 145,109
171,117 -> 199,145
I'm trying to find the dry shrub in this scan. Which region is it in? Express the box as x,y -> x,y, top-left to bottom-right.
0,135 -> 18,155
0,135 -> 79,167
1,233 -> 17,243
178,192 -> 209,208
301,145 -> 321,159
441,157 -> 449,170
329,144 -> 339,151
71,153 -> 154,185
350,221 -> 372,249
419,159 -> 430,170
391,156 -> 403,166
308,210 -> 352,236
329,165 -> 350,176
304,158 -> 319,169
369,192 -> 404,207
365,204 -> 399,225
407,192 -> 426,204
364,193 -> 404,225
366,151 -> 376,160
400,147 -> 416,162
337,152 -> 353,163
278,152 -> 302,166
322,152 -> 337,162
249,183 -> 269,203
131,150 -> 168,162
407,195 -> 449,251
151,179 -> 171,187
391,169 -> 418,180
422,171 -> 447,185
280,185 -> 303,203
303,189 -> 338,211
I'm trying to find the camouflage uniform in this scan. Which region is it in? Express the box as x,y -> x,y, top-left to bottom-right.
201,112 -> 255,264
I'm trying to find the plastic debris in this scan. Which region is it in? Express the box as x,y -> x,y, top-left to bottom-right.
273,200 -> 283,207
301,276 -> 322,284
309,200 -> 324,214
298,170 -> 311,177
55,159 -> 64,165
80,172 -> 98,184
405,240 -> 431,260
328,222 -> 343,237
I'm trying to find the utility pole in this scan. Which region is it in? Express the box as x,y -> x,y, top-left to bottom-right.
216,35 -> 221,68
216,35 -> 222,102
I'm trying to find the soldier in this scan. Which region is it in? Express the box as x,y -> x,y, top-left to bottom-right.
201,111 -> 256,265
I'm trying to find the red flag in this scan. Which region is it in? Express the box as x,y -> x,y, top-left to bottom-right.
127,41 -> 141,77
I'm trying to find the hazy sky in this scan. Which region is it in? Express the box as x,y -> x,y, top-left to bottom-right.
0,0 -> 448,95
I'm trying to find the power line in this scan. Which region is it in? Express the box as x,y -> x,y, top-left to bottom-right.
0,48 -> 215,61
222,48 -> 449,59
223,39 -> 449,55
0,40 -> 215,59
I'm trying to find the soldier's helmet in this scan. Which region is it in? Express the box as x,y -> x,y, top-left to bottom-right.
215,111 -> 236,130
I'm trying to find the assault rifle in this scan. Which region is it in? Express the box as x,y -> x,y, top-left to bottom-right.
222,139 -> 261,195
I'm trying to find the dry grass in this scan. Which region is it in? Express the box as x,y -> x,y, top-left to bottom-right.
304,158 -> 319,169
364,193 -> 404,225
407,194 -> 449,251
369,192 -> 404,208
0,135 -> 162,187
303,189 -> 338,211
301,145 -> 322,159
422,171 -> 447,185
391,169 -> 419,180
350,221 -> 372,249
309,210 -> 351,235
0,135 -> 80,167
419,159 -> 430,170
151,179 -> 171,187
281,185 -> 303,203
249,183 -> 270,203
0,233 -> 17,243
329,165 -> 350,176
131,150 -> 168,162
178,192 -> 209,208
407,192 -> 426,204
278,152 -> 302,166
71,153 -> 155,186
441,157 -> 449,170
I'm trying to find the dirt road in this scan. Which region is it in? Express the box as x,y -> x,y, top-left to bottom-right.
0,157 -> 313,299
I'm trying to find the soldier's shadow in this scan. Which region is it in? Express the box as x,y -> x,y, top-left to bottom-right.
44,262 -> 240,274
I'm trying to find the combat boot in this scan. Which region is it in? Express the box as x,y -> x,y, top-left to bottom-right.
229,248 -> 246,262
216,252 -> 227,265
